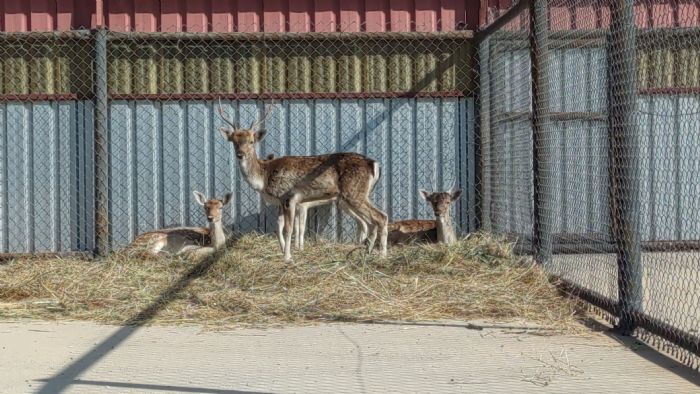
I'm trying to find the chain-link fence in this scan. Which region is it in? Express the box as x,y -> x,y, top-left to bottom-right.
479,0 -> 700,365
1,0 -> 699,367
0,23 -> 477,255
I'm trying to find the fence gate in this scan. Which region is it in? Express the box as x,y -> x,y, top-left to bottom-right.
479,0 -> 700,365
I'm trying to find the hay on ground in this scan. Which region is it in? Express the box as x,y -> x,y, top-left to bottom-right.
0,233 -> 580,330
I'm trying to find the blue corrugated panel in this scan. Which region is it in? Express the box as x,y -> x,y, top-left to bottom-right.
0,101 -> 92,253
0,98 -> 472,252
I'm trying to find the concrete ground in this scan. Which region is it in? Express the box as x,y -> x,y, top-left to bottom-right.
1,320 -> 698,394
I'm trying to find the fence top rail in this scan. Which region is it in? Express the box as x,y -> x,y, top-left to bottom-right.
0,30 -> 92,40
106,30 -> 474,41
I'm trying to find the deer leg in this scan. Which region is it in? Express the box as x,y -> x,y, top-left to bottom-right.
277,208 -> 285,253
283,196 -> 299,262
342,204 -> 369,244
294,208 -> 301,250
340,200 -> 376,253
356,201 -> 388,256
297,204 -> 308,251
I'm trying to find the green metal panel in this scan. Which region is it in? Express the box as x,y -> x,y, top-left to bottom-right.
236,44 -> 260,93
389,44 -> 412,92
312,42 -> 336,93
650,48 -> 673,89
457,42 -> 472,92
439,42 -> 456,91
185,47 -> 209,93
55,44 -> 71,94
30,44 -> 54,94
0,36 -> 479,96
288,44 -> 311,93
4,46 -> 29,95
0,45 -> 3,94
210,44 -> 234,93
364,42 -> 386,92
413,51 -> 437,92
133,44 -> 158,94
338,53 -> 361,92
160,44 -> 183,94
637,50 -> 650,90
264,44 -> 285,93
109,44 -> 132,94
674,48 -> 699,88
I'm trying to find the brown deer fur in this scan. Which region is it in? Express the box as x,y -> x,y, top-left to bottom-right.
265,154 -> 370,250
125,191 -> 232,257
218,107 -> 388,262
388,189 -> 462,245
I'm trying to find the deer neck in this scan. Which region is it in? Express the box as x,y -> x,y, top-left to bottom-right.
436,215 -> 456,244
239,151 -> 267,192
209,220 -> 226,250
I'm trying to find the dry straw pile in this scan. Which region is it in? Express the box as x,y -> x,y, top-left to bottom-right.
0,233 -> 579,330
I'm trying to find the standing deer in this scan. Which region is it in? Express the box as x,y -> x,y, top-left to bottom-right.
388,182 -> 462,245
125,191 -> 232,258
265,154 -> 372,251
218,102 -> 387,262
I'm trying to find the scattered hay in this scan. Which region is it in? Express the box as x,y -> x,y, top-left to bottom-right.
0,233 -> 580,330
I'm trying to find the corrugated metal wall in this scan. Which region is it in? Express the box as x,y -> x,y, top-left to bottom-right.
107,98 -> 474,250
0,0 -> 477,32
485,43 -> 700,242
0,97 -> 473,252
0,101 -> 94,253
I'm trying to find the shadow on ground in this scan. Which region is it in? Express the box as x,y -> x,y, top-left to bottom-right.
36,253 -> 225,394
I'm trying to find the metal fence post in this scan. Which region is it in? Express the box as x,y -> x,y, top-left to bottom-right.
477,39 -> 491,232
93,27 -> 110,256
529,0 -> 553,264
609,0 -> 641,334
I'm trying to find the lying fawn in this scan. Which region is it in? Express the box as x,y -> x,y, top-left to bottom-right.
125,191 -> 232,258
388,186 -> 462,245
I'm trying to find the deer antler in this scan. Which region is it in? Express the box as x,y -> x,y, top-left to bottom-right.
447,177 -> 457,192
428,174 -> 437,192
249,102 -> 277,131
217,98 -> 238,129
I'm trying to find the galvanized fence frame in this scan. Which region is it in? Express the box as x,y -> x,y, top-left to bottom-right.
477,0 -> 700,365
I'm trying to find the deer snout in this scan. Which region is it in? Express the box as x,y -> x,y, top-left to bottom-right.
207,216 -> 215,222
235,152 -> 244,159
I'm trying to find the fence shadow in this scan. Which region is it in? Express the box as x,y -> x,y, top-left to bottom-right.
36,253 -> 222,394
584,317 -> 700,387
39,379 -> 271,394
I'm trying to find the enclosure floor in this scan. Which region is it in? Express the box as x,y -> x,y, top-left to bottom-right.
1,320 -> 697,393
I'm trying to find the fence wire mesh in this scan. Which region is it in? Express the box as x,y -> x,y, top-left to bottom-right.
0,23 -> 477,255
1,0 -> 699,367
480,0 -> 700,365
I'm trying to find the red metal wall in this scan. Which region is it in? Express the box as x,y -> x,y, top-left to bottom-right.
0,0 -> 480,32
480,0 -> 700,29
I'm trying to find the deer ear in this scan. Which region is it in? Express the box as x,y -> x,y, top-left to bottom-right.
451,189 -> 462,202
419,189 -> 431,201
255,129 -> 267,142
193,191 -> 207,206
222,192 -> 233,206
219,127 -> 233,140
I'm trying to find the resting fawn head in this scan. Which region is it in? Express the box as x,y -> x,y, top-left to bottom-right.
419,188 -> 462,220
193,191 -> 232,223
217,99 -> 274,160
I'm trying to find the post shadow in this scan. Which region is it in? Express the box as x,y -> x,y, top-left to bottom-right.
36,255 -> 220,394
